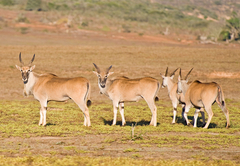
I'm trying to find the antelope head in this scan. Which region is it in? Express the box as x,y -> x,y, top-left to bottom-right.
93,63 -> 114,89
15,52 -> 35,84
177,68 -> 193,95
160,67 -> 179,88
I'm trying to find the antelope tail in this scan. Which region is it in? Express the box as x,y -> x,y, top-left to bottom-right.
85,82 -> 92,107
217,86 -> 224,107
217,85 -> 230,128
154,82 -> 160,102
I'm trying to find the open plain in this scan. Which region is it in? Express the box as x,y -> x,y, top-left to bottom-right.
0,26 -> 240,165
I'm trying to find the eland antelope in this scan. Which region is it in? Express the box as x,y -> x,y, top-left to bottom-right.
161,67 -> 205,127
177,69 -> 230,129
16,53 -> 91,126
93,63 -> 160,127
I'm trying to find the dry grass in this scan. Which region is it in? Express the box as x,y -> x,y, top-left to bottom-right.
0,28 -> 240,165
1,34 -> 240,101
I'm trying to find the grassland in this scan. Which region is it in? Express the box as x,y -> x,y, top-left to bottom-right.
0,99 -> 240,165
0,28 -> 240,165
1,0 -> 240,39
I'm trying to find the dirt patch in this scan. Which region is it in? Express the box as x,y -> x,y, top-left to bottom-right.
0,134 -> 239,162
206,71 -> 240,79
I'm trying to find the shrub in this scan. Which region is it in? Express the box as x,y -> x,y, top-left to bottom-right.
20,27 -> 29,34
0,0 -> 14,6
214,1 -> 222,5
218,30 -> 230,41
81,21 -> 88,27
122,24 -> 131,33
25,0 -> 42,11
16,14 -> 29,23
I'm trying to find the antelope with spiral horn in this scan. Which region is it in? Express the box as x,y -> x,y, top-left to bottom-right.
16,53 -> 91,126
177,68 -> 230,129
161,68 -> 205,127
93,63 -> 160,126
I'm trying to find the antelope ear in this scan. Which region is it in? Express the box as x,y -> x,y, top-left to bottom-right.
160,73 -> 164,78
108,72 -> 114,76
178,75 -> 181,82
170,75 -> 174,79
30,65 -> 35,71
92,71 -> 98,76
186,76 -> 190,83
16,65 -> 21,71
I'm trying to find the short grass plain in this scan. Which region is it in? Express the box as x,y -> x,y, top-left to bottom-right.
0,29 -> 240,165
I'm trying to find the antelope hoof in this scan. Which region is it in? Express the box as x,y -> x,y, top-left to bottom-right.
172,122 -> 176,124
149,120 -> 154,126
187,122 -> 191,126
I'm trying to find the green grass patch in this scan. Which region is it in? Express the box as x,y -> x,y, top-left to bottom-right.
123,148 -> 139,153
0,99 -> 240,154
0,156 -> 237,166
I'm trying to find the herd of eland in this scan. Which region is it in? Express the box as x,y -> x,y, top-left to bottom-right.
15,53 -> 230,129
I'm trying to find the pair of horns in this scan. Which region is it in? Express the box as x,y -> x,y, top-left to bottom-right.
165,67 -> 179,77
19,52 -> 35,66
164,67 -> 193,80
93,63 -> 112,73
179,68 -> 193,80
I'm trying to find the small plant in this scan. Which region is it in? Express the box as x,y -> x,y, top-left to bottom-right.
104,137 -> 116,143
64,146 -> 75,150
75,149 -> 88,153
0,0 -> 14,6
123,148 -> 139,153
20,27 -> 29,34
182,145 -> 193,149
131,123 -> 143,141
132,153 -> 142,158
141,144 -> 151,147
16,14 -> 29,23
56,141 -> 65,145
25,0 -> 42,11
218,30 -> 230,41
43,29 -> 48,33
81,21 -> 88,27
122,24 -> 131,33
49,151 -> 57,156
102,26 -> 110,32
214,1 -> 222,5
